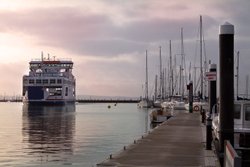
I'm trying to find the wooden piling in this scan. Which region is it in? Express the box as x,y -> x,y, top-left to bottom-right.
219,22 -> 234,153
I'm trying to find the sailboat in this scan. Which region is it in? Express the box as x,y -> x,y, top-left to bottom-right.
161,40 -> 175,110
191,15 -> 208,111
173,28 -> 187,110
138,50 -> 153,108
153,46 -> 164,108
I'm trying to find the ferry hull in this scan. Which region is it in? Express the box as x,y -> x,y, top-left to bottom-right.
23,99 -> 75,105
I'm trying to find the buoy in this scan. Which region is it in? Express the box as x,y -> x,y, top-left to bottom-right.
194,105 -> 199,112
108,105 -> 111,109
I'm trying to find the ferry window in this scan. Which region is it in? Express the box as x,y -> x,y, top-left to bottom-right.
60,69 -> 66,73
42,79 -> 48,84
234,104 -> 241,119
55,87 -> 62,96
65,87 -> 68,96
36,79 -> 42,84
36,69 -> 42,73
50,79 -> 56,84
29,79 -> 34,84
245,105 -> 250,121
57,79 -> 62,84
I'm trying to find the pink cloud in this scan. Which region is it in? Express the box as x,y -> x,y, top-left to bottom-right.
0,7 -> 111,38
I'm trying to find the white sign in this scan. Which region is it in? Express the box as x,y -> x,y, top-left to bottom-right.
205,72 -> 217,81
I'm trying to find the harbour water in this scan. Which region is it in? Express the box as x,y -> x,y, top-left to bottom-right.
0,102 -> 151,166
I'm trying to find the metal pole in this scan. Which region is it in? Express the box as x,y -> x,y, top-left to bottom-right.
200,15 -> 203,99
219,22 -> 234,153
145,50 -> 148,101
236,51 -> 239,99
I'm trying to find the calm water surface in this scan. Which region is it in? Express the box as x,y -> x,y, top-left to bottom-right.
0,102 -> 151,166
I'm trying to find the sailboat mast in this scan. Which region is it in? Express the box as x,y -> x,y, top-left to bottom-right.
189,62 -> 192,82
181,28 -> 184,97
174,54 -> 177,95
193,66 -> 199,95
159,46 -> 163,99
169,40 -> 173,96
145,50 -> 149,101
179,66 -> 181,95
200,15 -> 203,99
154,75 -> 158,100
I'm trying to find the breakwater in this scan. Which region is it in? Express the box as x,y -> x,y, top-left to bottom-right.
0,97 -> 139,103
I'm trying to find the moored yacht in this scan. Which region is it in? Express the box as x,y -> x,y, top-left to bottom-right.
212,101 -> 250,148
22,54 -> 76,105
138,50 -> 153,108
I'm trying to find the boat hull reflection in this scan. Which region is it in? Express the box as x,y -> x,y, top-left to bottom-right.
22,104 -> 75,163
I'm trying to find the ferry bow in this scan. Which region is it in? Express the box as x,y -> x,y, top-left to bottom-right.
22,55 -> 76,105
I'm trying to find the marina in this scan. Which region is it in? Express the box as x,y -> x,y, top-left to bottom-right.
1,1 -> 250,167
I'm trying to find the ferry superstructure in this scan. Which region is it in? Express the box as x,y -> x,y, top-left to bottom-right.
22,56 -> 76,104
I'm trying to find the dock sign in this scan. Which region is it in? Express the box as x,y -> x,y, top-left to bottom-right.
205,71 -> 217,81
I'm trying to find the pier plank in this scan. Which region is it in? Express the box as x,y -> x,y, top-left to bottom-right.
97,111 -> 218,167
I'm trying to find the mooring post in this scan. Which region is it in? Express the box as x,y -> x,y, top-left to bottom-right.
200,106 -> 205,124
206,64 -> 217,150
219,22 -> 234,154
206,117 -> 212,150
188,82 -> 193,113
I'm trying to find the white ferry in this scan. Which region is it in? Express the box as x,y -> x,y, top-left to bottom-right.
22,55 -> 76,105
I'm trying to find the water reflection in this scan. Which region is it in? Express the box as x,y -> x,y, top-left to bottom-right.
22,104 -> 75,163
137,107 -> 153,132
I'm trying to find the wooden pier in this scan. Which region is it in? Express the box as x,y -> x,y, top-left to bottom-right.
97,110 -> 219,167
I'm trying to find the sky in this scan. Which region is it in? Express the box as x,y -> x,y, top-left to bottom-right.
0,0 -> 250,98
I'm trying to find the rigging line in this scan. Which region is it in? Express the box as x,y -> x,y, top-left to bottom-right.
173,70 -> 179,95
202,28 -> 208,97
203,36 -> 207,70
195,75 -> 201,93
183,53 -> 188,91
173,54 -> 177,95
194,22 -> 200,68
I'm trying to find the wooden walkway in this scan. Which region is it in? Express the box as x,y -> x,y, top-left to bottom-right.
97,111 -> 219,167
